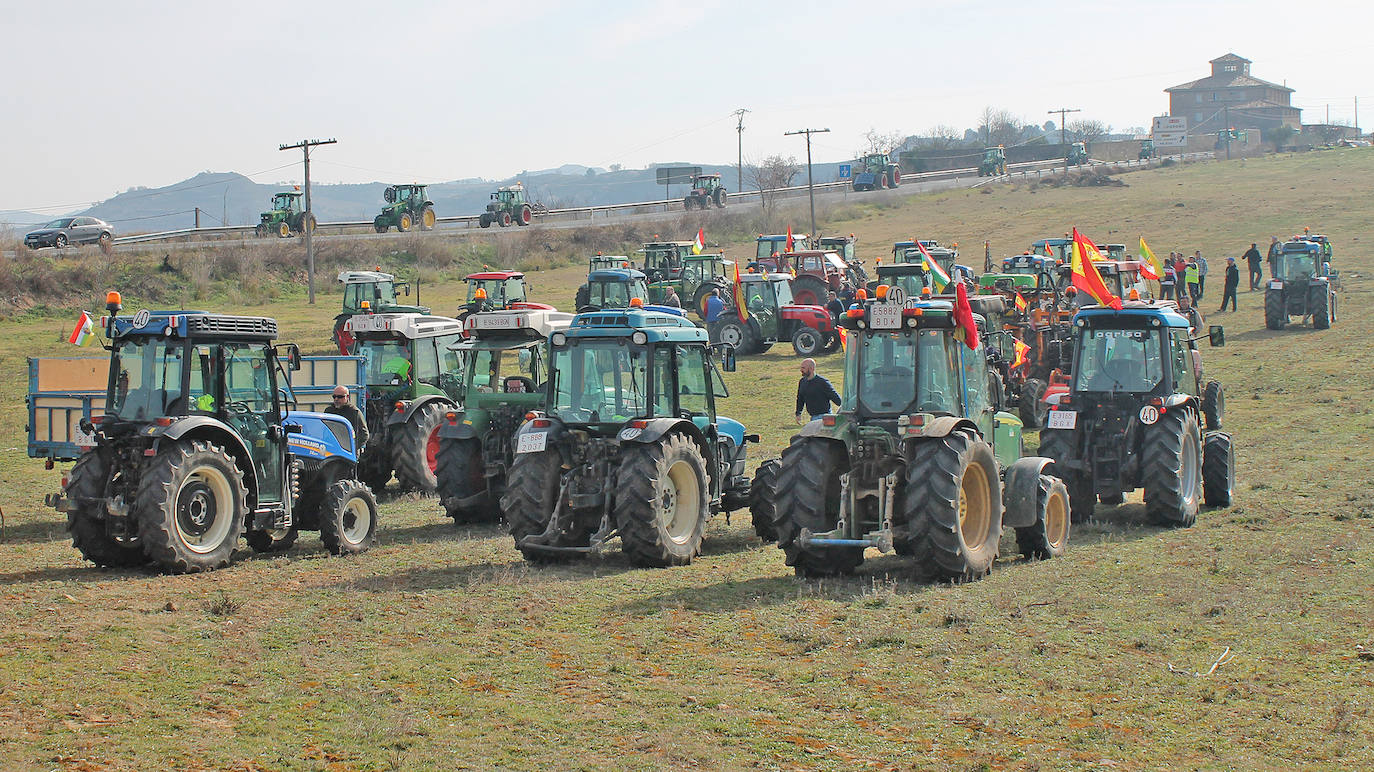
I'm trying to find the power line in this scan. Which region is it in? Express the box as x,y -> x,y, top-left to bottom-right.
280,138 -> 337,305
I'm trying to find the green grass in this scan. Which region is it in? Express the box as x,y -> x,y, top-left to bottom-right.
2,150 -> 1373,770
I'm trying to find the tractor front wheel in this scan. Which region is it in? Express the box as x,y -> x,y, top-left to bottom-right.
499,211 -> 513,227
1201,380 -> 1224,430
716,319 -> 748,352
1018,378 -> 1049,429
397,212 -> 413,232
1015,475 -> 1071,560
437,438 -> 492,524
136,440 -> 247,573
774,438 -> 862,577
391,401 -> 448,493
479,213 -> 493,228
65,451 -> 148,568
374,223 -> 388,234
420,206 -> 436,230
1202,431 -> 1235,508
277,221 -> 291,238
318,479 -> 379,555
1143,409 -> 1203,527
615,434 -> 709,567
900,431 -> 1003,582
749,459 -> 780,542
791,326 -> 823,357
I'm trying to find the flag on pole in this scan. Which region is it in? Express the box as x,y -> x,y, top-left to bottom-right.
1071,228 -> 1123,309
1138,236 -> 1164,281
68,311 -> 94,346
915,240 -> 952,291
837,325 -> 849,351
785,226 -> 794,253
1014,291 -> 1029,314
692,228 -> 704,255
1011,338 -> 1031,370
952,282 -> 980,351
732,258 -> 748,322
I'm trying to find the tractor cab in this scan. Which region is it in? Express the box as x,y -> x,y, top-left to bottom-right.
460,271 -> 533,316
333,270 -> 430,353
270,192 -> 301,213
580,268 -> 649,311
387,185 -> 421,203
1296,234 -> 1333,262
817,235 -> 857,263
639,241 -> 696,280
1275,242 -> 1321,283
492,185 -> 527,207
889,241 -> 972,285
1031,238 -> 1073,263
1000,254 -> 1059,278
755,233 -> 809,263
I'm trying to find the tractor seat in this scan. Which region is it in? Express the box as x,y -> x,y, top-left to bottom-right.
1103,358 -> 1142,384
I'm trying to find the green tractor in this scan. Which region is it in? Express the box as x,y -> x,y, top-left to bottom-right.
1067,142 -> 1089,166
768,291 -> 1071,579
436,308 -> 574,524
502,306 -> 770,565
1265,240 -> 1337,330
373,184 -> 436,233
643,248 -> 732,318
978,146 -> 1008,177
332,270 -> 430,353
851,153 -> 902,191
1138,138 -> 1155,160
480,182 -> 537,228
341,312 -> 466,493
683,173 -> 727,209
255,191 -> 317,238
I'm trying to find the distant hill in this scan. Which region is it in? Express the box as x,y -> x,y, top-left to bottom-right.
62,161 -> 848,235
0,210 -> 51,228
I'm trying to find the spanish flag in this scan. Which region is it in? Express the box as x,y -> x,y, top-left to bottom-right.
1012,338 -> 1031,370
1071,228 -> 1123,309
1138,236 -> 1164,281
1014,291 -> 1029,314
732,258 -> 748,322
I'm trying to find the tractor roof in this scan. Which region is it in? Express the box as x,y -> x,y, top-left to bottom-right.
275,191 -> 302,197
465,271 -> 524,281
1281,241 -> 1320,254
1298,234 -> 1329,243
758,233 -> 808,241
893,240 -> 942,249
1032,238 -> 1073,247
344,313 -> 464,339
877,263 -> 933,276
1074,302 -> 1189,328
588,268 -> 646,282
740,271 -> 790,282
1093,260 -> 1145,274
460,308 -> 574,340
641,241 -> 695,248
694,173 -> 721,178
818,235 -> 856,244
111,311 -> 277,341
565,307 -> 704,343
337,270 -> 395,284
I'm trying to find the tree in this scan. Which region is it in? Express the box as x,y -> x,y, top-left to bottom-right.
924,125 -> 962,151
979,106 -> 1021,146
1267,125 -> 1298,150
1043,120 -> 1058,133
1068,119 -> 1109,143
858,128 -> 905,157
745,155 -> 800,217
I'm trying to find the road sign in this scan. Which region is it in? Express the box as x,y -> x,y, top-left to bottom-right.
838,164 -> 852,179
1152,115 -> 1188,148
655,166 -> 702,185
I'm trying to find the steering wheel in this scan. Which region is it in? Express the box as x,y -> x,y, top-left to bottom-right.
224,401 -> 252,415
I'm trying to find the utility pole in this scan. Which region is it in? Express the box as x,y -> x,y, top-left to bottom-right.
1223,106 -> 1232,160
279,137 -> 337,304
1355,96 -> 1360,137
1048,107 -> 1081,173
194,207 -> 200,229
732,108 -> 749,196
784,127 -> 829,237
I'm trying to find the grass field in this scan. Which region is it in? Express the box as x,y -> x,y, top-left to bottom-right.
1,150 -> 1371,770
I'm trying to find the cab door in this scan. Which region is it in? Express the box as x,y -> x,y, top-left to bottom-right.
222,343 -> 285,506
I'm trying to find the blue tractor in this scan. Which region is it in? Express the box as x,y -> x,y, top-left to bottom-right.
39,296 -> 378,573
502,305 -> 769,566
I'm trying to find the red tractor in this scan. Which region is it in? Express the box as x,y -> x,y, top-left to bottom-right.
751,249 -> 852,306
713,272 -> 840,356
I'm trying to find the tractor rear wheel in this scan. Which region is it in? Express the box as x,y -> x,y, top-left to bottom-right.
683,196 -> 694,210
420,206 -> 436,230
1202,431 -> 1235,508
517,205 -> 532,226
749,459 -> 780,542
1264,289 -> 1286,330
437,438 -> 492,524
791,326 -> 823,357
1311,286 -> 1330,329
791,275 -> 829,307
318,479 -> 378,555
136,440 -> 246,573
277,221 -> 291,238
479,213 -> 493,228
691,285 -> 715,318
887,168 -> 901,188
392,401 -> 448,493
1015,475 -> 1071,560
1201,380 -> 1224,430
503,449 -> 562,553
1143,409 -> 1203,527
714,188 -> 726,208
1037,429 -> 1095,522
1018,378 -> 1049,429
499,211 -> 513,227
65,451 -> 148,568
900,431 -> 1003,582
397,212 -> 413,232
615,434 -> 709,567
775,438 -> 863,577
300,213 -> 317,234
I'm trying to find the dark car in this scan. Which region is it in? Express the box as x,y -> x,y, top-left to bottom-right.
24,217 -> 114,249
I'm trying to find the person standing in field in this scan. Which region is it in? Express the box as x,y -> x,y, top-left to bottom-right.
1243,242 -> 1263,290
1185,257 -> 1201,302
1194,250 -> 1208,298
1218,257 -> 1239,312
1267,236 -> 1281,277
794,358 -> 841,424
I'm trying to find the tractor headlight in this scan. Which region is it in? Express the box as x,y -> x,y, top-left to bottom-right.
632,331 -> 648,345
551,332 -> 566,347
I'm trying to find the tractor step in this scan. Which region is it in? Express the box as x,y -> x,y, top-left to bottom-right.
798,527 -> 893,552
516,539 -> 595,555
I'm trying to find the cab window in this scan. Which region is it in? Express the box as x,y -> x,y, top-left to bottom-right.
676,346 -> 711,418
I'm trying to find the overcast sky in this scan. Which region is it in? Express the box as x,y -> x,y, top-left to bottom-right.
4,0 -> 1369,214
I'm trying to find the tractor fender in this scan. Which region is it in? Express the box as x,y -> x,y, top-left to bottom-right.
1003,456 -> 1054,528
780,304 -> 834,332
437,413 -> 479,441
1163,393 -> 1192,410
154,416 -> 259,494
384,394 -> 456,429
797,417 -> 852,442
617,417 -> 706,450
284,411 -> 359,464
904,416 -> 980,440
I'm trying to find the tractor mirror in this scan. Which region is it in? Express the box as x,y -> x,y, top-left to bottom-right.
1208,326 -> 1225,347
720,346 -> 737,372
403,284 -> 410,296
286,343 -> 302,370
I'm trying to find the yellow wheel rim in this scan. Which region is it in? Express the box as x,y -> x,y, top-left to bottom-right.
1044,489 -> 1068,550
958,460 -> 992,547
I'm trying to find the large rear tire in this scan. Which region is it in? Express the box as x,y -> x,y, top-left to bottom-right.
65,451 -> 148,568
791,275 -> 829,307
1201,380 -> 1224,430
900,432 -> 1003,582
503,449 -> 562,552
713,188 -> 726,208
517,205 -> 532,226
1264,288 -> 1286,330
1038,429 -> 1095,522
774,438 -> 863,577
437,438 -> 492,524
691,285 -> 715,319
136,440 -> 246,574
1311,286 -> 1330,329
1015,475 -> 1071,560
1018,378 -> 1049,429
615,434 -> 709,567
749,459 -> 780,542
318,479 -> 378,555
1143,409 -> 1203,527
1202,431 -> 1235,508
392,401 -> 448,493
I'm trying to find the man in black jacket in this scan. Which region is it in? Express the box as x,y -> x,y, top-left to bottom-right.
1218,257 -> 1240,312
325,386 -> 369,450
795,358 -> 841,423
1242,242 -> 1263,290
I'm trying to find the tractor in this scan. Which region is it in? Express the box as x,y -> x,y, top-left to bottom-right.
575,268 -> 650,311
1031,237 -> 1073,263
754,233 -> 811,263
851,153 -> 902,191
255,192 -> 316,238
767,290 -> 1072,579
332,270 -> 430,354
1037,301 -> 1233,526
639,241 -> 695,282
40,298 -> 378,573
1265,240 -> 1337,330
502,306 -> 770,565
755,249 -> 854,306
342,312 -> 466,493
713,272 -> 839,357
683,173 -> 727,209
978,146 -> 1008,177
456,271 -> 550,322
888,241 -> 976,287
1067,142 -> 1089,166
1138,138 -> 1155,160
644,251 -> 732,318
480,182 -> 537,228
373,184 -> 436,233
435,308 -> 574,524
976,264 -> 1076,428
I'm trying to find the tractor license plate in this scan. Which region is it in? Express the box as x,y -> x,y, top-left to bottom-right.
1269,281 -> 1283,289
516,432 -> 547,454
1046,410 -> 1077,430
870,302 -> 902,329
72,427 -> 97,448
474,313 -> 517,330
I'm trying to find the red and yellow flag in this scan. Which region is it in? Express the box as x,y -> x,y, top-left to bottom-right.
785,226 -> 794,253
1014,291 -> 1029,314
952,282 -> 980,351
1070,228 -> 1123,309
837,325 -> 849,351
1012,338 -> 1030,370
732,258 -> 748,322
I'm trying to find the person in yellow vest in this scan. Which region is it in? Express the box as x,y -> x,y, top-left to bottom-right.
1184,257 -> 1201,302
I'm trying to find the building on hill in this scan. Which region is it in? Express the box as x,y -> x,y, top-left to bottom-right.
1165,54 -> 1301,138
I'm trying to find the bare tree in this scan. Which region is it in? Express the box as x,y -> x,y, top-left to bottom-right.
979,106 -> 1020,146
859,128 -> 905,157
1068,119 -> 1109,143
924,125 -> 962,150
745,155 -> 800,216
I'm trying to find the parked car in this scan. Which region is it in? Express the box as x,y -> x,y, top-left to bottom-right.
24,217 -> 114,249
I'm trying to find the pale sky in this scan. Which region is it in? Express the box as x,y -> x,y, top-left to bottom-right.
4,0 -> 1369,214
